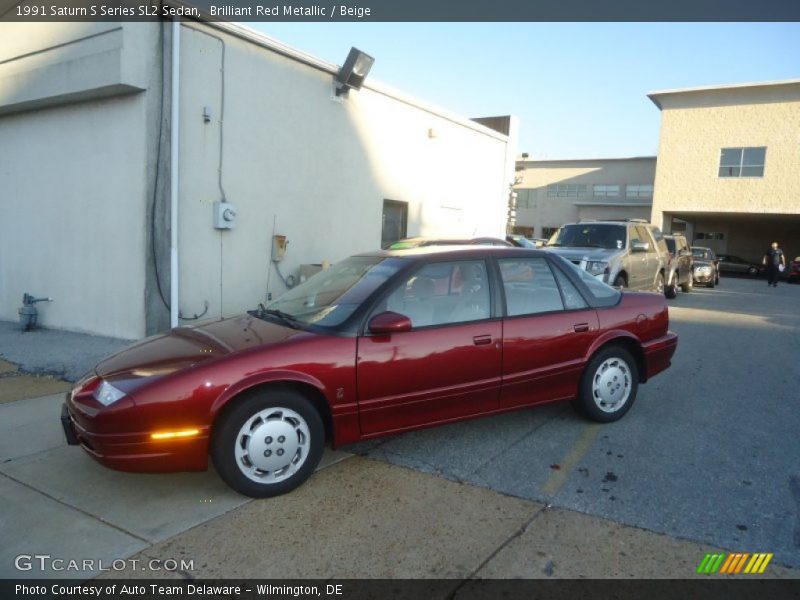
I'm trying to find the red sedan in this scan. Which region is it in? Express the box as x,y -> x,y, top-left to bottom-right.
62,247 -> 677,497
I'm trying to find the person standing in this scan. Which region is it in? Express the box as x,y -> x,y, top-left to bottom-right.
763,241 -> 786,287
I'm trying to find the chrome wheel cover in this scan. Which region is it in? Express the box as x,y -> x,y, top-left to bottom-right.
592,357 -> 632,413
234,407 -> 310,484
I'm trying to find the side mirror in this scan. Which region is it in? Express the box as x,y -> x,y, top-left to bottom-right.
631,241 -> 650,253
368,311 -> 412,334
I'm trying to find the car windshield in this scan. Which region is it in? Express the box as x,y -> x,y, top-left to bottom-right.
261,257 -> 405,328
692,248 -> 709,259
550,255 -> 621,307
548,224 -> 626,250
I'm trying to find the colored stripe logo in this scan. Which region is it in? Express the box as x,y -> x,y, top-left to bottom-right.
697,552 -> 773,574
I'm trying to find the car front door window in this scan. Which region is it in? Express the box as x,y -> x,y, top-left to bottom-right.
379,260 -> 491,328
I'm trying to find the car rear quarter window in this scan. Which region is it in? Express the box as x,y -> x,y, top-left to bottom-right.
499,258 -> 565,316
550,255 -> 621,308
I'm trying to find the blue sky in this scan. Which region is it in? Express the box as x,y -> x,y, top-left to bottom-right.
248,23 -> 800,159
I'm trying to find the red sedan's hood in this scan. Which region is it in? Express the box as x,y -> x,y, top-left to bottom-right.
96,315 -> 299,382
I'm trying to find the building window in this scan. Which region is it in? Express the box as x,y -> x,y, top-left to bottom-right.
381,200 -> 408,248
695,232 -> 725,240
718,147 -> 766,178
541,226 -> 559,239
547,184 -> 587,198
593,184 -> 620,197
626,184 -> 654,198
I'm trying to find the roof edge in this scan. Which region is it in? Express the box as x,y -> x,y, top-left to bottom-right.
202,21 -> 511,143
647,78 -> 800,109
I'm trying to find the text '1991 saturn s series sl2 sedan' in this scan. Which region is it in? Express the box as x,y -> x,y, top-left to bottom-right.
61,246 -> 678,497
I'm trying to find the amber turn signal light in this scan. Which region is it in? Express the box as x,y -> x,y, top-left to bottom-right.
150,429 -> 200,440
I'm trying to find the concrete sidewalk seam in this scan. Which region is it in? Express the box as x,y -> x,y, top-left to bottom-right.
0,470 -> 152,545
448,503 -> 550,595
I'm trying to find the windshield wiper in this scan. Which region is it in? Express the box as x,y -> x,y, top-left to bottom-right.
260,308 -> 301,328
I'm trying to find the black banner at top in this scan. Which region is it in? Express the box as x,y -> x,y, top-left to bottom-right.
2,0 -> 800,22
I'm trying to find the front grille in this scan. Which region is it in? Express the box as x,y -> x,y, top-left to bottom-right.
570,260 -> 581,265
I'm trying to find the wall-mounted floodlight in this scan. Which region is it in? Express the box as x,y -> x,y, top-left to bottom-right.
335,47 -> 374,97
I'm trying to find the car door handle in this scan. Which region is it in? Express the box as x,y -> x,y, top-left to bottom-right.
573,323 -> 590,333
473,335 -> 492,346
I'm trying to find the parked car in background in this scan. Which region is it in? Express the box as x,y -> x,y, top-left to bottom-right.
386,236 -> 511,250
506,234 -> 538,248
61,246 -> 677,498
691,246 -> 720,287
787,256 -> 800,283
717,254 -> 762,276
545,219 -> 670,293
664,234 -> 694,298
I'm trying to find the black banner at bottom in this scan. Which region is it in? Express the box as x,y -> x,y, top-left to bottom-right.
3,579 -> 800,600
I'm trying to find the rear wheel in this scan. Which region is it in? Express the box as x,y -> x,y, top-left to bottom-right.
573,346 -> 639,423
212,389 -> 324,497
665,273 -> 678,299
747,266 -> 758,276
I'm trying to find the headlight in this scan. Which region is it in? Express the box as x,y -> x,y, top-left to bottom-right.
93,380 -> 126,406
586,261 -> 608,275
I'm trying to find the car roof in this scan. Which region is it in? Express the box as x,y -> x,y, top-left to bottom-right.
566,220 -> 650,226
358,245 -> 548,259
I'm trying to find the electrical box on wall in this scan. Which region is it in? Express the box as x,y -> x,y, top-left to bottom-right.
272,235 -> 288,262
213,201 -> 237,229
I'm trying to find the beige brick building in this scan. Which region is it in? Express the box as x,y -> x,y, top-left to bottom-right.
649,79 -> 800,262
513,157 -> 657,239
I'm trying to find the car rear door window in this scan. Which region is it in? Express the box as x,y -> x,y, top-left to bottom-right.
379,260 -> 491,328
499,258 -> 565,316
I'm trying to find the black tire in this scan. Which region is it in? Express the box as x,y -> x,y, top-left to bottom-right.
613,274 -> 627,288
715,270 -> 720,285
212,389 -> 325,498
680,275 -> 692,293
708,278 -> 715,289
665,274 -> 678,299
573,346 -> 639,423
747,266 -> 758,276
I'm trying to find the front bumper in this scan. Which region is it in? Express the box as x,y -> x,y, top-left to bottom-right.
61,395 -> 209,473
641,331 -> 678,381
693,270 -> 714,283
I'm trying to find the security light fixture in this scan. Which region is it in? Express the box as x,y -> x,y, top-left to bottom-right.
335,47 -> 374,97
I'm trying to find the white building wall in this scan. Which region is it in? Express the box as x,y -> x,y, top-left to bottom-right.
0,23 -> 159,339
0,21 -> 513,337
176,23 -> 512,321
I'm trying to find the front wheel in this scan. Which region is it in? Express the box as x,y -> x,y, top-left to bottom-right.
212,389 -> 325,498
613,274 -> 627,289
748,266 -> 758,276
573,346 -> 639,423
680,275 -> 692,293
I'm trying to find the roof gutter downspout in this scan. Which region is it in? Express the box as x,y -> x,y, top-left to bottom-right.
170,19 -> 181,328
